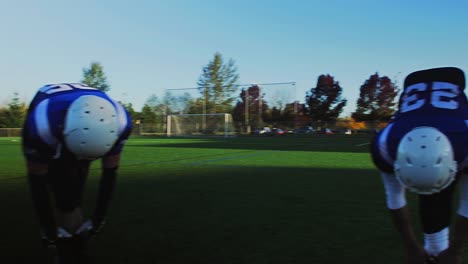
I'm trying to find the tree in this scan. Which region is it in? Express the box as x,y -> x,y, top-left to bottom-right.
145,94 -> 167,118
142,94 -> 167,133
262,103 -> 296,129
281,102 -> 298,128
352,73 -> 398,122
118,101 -> 139,123
0,93 -> 26,128
141,104 -> 158,125
197,52 -> 239,114
163,91 -> 194,115
186,98 -> 205,114
305,74 -> 347,123
81,62 -> 110,91
0,108 -> 9,128
232,85 -> 270,131
335,117 -> 367,130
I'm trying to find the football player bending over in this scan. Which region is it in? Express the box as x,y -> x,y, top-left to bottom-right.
22,83 -> 132,263
372,67 -> 468,264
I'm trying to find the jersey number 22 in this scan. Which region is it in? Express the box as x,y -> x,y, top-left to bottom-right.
400,82 -> 459,113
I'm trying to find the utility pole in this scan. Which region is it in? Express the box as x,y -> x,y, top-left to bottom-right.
245,88 -> 250,134
258,85 -> 263,128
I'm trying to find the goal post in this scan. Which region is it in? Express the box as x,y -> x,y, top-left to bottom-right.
167,113 -> 235,137
164,81 -> 298,134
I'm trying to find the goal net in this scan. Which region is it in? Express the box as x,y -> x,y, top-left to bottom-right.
164,82 -> 297,134
167,113 -> 235,137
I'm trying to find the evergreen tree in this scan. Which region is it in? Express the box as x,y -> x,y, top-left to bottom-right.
0,93 -> 26,127
197,52 -> 239,114
0,108 -> 8,128
81,62 -> 110,91
141,104 -> 158,124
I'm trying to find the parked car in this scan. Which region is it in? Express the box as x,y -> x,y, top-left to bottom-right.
324,128 -> 333,134
316,128 -> 333,134
272,128 -> 286,135
294,126 -> 315,134
253,127 -> 272,135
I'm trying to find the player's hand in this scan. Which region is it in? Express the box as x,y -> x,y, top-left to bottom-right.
40,230 -> 58,247
75,219 -> 93,235
41,236 -> 58,261
438,248 -> 462,264
405,244 -> 428,264
41,236 -> 56,249
76,218 -> 106,236
91,218 -> 106,235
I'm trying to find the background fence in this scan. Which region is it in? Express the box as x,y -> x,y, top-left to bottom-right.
0,128 -> 22,137
131,119 -> 385,136
0,119 -> 386,137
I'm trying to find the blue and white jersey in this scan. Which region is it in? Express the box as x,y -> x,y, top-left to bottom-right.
22,83 -> 132,162
372,67 -> 468,173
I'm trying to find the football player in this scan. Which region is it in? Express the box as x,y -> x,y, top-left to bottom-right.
22,83 -> 132,263
371,67 -> 468,264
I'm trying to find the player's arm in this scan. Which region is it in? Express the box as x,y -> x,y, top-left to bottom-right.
390,207 -> 428,264
26,159 -> 57,242
91,153 -> 121,232
439,173 -> 468,263
22,110 -> 59,242
381,172 -> 427,263
89,101 -> 131,233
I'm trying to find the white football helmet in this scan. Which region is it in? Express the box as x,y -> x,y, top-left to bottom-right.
64,95 -> 119,159
394,126 -> 457,195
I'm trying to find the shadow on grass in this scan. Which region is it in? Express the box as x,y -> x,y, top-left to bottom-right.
0,166 -> 410,264
129,134 -> 375,153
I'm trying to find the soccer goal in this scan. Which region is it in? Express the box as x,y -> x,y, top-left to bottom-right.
167,113 -> 235,137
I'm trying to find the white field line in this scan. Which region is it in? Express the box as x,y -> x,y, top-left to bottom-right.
189,151 -> 272,165
355,142 -> 371,147
117,151 -> 272,168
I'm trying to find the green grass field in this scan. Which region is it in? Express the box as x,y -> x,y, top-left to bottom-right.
0,134 -> 446,263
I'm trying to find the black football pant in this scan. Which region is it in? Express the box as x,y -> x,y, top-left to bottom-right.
48,152 -> 91,213
418,178 -> 458,234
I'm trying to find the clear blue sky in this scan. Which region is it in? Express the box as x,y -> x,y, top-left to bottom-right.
2,0 -> 468,116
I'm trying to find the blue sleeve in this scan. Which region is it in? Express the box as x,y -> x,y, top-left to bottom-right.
22,113 -> 56,163
371,135 -> 394,173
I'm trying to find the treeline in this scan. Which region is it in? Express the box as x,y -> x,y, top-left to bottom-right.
0,53 -> 399,131
0,93 -> 26,128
